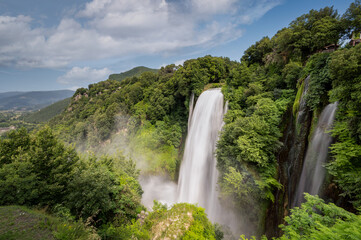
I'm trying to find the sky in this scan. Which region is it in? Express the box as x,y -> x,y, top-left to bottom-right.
0,0 -> 355,92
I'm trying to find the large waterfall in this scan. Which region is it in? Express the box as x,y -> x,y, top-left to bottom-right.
141,88 -> 242,236
293,102 -> 338,207
177,88 -> 225,221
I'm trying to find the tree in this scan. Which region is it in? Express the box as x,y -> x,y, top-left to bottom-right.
278,194 -> 361,240
0,128 -> 30,166
282,61 -> 303,89
290,6 -> 341,54
0,127 -> 79,207
29,127 -> 79,206
241,37 -> 273,65
342,0 -> 361,38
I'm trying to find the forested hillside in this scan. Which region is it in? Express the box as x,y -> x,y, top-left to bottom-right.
22,97 -> 72,123
1,1 -> 361,239
50,57 -> 229,177
108,66 -> 158,82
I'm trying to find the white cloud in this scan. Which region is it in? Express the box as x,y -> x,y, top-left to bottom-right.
190,0 -> 238,15
0,0 -> 281,68
57,67 -> 112,86
174,59 -> 186,66
237,0 -> 282,24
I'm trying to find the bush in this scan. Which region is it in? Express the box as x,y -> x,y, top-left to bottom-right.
278,194 -> 361,240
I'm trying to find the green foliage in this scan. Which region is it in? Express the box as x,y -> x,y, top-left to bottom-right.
326,120 -> 361,209
145,203 -> 217,240
128,122 -> 180,178
342,0 -> 361,37
239,235 -> 257,240
108,66 -> 158,82
226,61 -> 253,88
288,6 -> 342,60
50,56 -> 233,179
241,37 -> 273,65
0,127 -> 143,230
329,44 -> 361,116
182,207 -> 216,240
53,221 -> 100,240
304,52 -> 332,110
217,94 -> 287,203
221,167 -> 260,206
23,97 -> 71,123
0,111 -> 37,132
99,220 -> 150,240
65,153 -> 142,226
217,54 -> 293,236
5,4 -> 361,239
0,127 -> 78,207
282,62 -> 302,89
243,6 -> 344,67
324,44 -> 361,209
100,203 -> 220,240
214,223 -> 224,240
277,194 -> 361,240
0,205 -> 99,240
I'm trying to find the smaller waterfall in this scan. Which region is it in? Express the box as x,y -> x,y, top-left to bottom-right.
293,102 -> 338,207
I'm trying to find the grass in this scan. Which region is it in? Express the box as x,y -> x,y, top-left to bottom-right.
0,206 -> 55,240
0,206 -> 99,240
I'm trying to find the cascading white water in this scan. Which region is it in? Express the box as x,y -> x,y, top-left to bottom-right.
293,102 -> 338,207
187,92 -> 194,132
177,88 -> 225,221
140,89 -> 243,236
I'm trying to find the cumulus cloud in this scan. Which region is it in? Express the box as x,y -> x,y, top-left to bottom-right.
174,59 -> 186,66
57,67 -> 112,87
0,0 -> 281,68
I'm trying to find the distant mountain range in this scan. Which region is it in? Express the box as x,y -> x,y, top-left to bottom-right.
23,97 -> 72,123
0,66 -> 156,114
108,66 -> 158,82
0,90 -> 74,111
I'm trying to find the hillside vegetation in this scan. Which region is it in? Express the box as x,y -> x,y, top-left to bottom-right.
0,111 -> 37,133
48,3 -> 361,237
0,205 -> 99,240
23,98 -> 72,123
2,1 -> 361,239
108,66 -> 158,82
50,57 -> 230,177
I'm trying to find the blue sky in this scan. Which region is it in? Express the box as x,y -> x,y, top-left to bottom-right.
0,0 -> 354,92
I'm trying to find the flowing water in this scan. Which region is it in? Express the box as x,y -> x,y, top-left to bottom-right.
141,89 -> 242,236
177,88 -> 225,221
293,102 -> 338,207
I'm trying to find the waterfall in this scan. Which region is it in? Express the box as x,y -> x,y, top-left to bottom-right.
140,89 -> 247,236
177,88 -> 225,221
187,92 -> 195,133
293,102 -> 338,207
